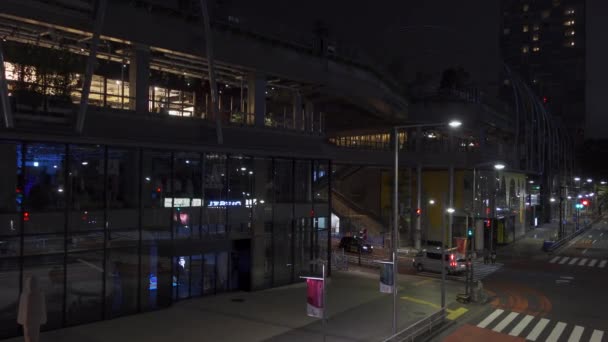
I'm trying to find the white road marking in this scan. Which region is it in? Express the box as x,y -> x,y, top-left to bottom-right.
569,257 -> 579,265
600,260 -> 607,268
526,318 -> 550,341
550,256 -> 560,263
556,279 -> 570,284
567,325 -> 584,342
582,249 -> 588,254
590,329 -> 605,342
509,314 -> 534,336
600,233 -> 604,237
493,312 -> 519,333
593,239 -> 597,244
560,276 -> 574,279
546,322 -> 567,342
477,309 -> 504,329
579,258 -> 588,266
559,257 -> 570,264
589,259 -> 598,267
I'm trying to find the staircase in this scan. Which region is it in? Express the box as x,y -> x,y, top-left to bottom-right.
331,189 -> 386,236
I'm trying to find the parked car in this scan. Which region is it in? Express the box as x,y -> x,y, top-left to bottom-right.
412,248 -> 467,275
338,236 -> 374,254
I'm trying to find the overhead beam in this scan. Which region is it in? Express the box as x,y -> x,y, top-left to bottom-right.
75,0 -> 107,134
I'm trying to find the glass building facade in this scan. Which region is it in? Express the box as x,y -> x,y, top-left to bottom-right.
0,139 -> 330,338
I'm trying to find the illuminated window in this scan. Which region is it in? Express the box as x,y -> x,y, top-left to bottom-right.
532,46 -> 540,53
532,33 -> 540,41
564,20 -> 575,26
564,8 -> 575,15
566,30 -> 576,36
523,4 -> 529,12
522,45 -> 529,53
568,40 -> 576,47
523,25 -> 529,32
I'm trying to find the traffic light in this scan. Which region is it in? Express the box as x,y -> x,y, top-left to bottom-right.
467,227 -> 474,237
484,219 -> 492,228
415,208 -> 422,217
582,200 -> 589,207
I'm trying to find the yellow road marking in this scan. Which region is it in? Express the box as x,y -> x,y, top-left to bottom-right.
401,296 -> 468,320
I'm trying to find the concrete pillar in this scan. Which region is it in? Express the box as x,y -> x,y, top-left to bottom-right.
129,44 -> 150,114
0,143 -> 17,213
293,93 -> 303,130
305,101 -> 314,132
247,73 -> 266,128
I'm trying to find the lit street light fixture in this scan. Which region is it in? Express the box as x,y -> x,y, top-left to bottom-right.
574,177 -> 581,182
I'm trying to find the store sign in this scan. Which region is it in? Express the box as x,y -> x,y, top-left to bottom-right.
163,198 -> 258,208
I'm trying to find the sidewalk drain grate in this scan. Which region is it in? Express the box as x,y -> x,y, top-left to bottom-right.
231,298 -> 245,303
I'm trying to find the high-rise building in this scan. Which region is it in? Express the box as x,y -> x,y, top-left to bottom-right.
501,0 -> 585,142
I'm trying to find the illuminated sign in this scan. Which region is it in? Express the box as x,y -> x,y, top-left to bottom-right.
162,198 -> 259,208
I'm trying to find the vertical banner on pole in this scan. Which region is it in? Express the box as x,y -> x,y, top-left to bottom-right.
455,237 -> 468,254
305,278 -> 324,318
379,262 -> 394,293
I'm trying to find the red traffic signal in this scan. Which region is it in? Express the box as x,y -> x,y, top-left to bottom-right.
582,200 -> 589,207
484,219 -> 492,228
415,208 -> 422,216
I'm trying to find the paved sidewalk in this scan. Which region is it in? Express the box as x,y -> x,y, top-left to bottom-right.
5,270 -> 464,342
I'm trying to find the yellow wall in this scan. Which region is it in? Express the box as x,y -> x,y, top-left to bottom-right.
419,170 -> 465,241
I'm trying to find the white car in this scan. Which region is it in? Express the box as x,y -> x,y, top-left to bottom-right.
412,248 -> 467,275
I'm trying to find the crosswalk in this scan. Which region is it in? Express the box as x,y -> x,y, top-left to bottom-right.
549,256 -> 607,269
475,309 -> 605,342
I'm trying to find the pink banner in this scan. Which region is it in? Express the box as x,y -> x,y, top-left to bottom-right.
306,279 -> 324,318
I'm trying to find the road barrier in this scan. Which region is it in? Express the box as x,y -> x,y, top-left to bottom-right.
379,308 -> 446,342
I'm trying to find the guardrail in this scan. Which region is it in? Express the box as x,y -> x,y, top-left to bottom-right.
544,217 -> 601,253
380,309 -> 446,342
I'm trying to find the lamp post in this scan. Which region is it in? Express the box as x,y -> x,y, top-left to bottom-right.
467,161 -> 505,298
444,207 -> 455,309
392,119 -> 461,334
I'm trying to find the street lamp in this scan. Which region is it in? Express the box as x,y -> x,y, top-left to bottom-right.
442,207 -> 456,309
587,178 -> 593,183
392,119 -> 461,334
429,199 -> 436,205
574,177 -> 581,182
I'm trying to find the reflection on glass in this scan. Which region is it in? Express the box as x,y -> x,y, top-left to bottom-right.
203,253 -> 216,295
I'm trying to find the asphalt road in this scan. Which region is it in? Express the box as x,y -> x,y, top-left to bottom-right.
437,219 -> 608,342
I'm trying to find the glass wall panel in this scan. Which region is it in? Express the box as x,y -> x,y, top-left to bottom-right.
173,256 -> 190,299
273,222 -> 292,286
216,251 -> 228,292
68,145 -> 105,253
22,254 -> 64,330
106,247 -> 138,318
140,246 -> 172,311
313,160 -> 329,203
23,143 -> 66,235
190,254 -> 202,297
66,250 -> 103,325
107,148 -> 139,245
227,156 -> 253,233
294,160 -> 311,203
203,253 -> 216,295
274,159 -> 293,203
203,154 -> 227,235
141,151 -> 171,241
0,141 -> 21,338
173,152 -> 202,239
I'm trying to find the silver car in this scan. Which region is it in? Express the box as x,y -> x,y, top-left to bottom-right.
412,248 -> 467,275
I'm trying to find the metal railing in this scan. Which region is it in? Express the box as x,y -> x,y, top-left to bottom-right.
380,308 -> 446,342
545,216 -> 601,253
